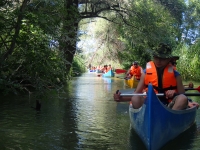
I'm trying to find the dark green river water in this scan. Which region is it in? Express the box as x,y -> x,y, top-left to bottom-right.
0,73 -> 200,150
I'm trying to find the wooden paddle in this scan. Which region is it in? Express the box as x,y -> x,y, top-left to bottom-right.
185,86 -> 200,92
115,69 -> 127,74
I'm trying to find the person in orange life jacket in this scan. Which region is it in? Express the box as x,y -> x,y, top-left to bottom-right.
125,61 -> 142,80
102,65 -> 108,73
114,43 -> 199,110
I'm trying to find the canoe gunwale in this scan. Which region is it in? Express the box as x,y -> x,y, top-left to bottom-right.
102,70 -> 115,77
129,84 -> 197,150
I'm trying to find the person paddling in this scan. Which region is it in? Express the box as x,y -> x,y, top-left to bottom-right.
125,61 -> 143,80
114,43 -> 199,109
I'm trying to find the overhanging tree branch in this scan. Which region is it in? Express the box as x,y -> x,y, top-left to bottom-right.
0,0 -> 30,65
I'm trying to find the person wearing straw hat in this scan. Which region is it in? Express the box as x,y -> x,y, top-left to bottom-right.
114,43 -> 199,109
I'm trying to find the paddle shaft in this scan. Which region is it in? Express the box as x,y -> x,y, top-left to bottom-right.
120,93 -> 163,96
185,86 -> 200,92
120,93 -> 200,96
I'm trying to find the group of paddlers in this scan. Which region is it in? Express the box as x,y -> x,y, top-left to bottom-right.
125,55 -> 182,81
115,43 -> 199,109
89,64 -> 112,73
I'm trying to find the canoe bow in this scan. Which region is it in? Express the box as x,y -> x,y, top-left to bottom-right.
129,84 -> 197,150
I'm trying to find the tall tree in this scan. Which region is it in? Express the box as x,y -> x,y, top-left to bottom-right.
61,0 -> 125,71
0,0 -> 30,65
60,0 -> 79,71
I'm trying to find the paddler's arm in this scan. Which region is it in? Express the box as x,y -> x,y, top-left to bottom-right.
125,68 -> 131,77
130,72 -> 146,108
113,92 -> 132,102
133,72 -> 145,93
114,73 -> 145,102
165,75 -> 185,99
176,75 -> 185,94
176,76 -> 199,108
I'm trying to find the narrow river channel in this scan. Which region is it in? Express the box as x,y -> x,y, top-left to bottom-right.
0,72 -> 200,150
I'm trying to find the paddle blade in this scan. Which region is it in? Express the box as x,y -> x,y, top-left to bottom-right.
115,69 -> 127,74
195,86 -> 200,92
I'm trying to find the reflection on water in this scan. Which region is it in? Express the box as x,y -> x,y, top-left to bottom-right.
161,123 -> 199,150
0,73 -> 200,150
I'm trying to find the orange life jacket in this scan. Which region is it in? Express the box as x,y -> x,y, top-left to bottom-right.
144,61 -> 177,103
103,67 -> 108,73
130,66 -> 141,80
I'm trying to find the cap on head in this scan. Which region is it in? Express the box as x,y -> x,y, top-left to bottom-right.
153,43 -> 173,59
132,61 -> 138,65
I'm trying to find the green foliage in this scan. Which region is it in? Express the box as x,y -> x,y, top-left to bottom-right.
117,43 -> 151,69
78,18 -> 125,69
115,0 -> 179,68
126,0 -> 178,45
71,55 -> 86,77
0,0 -> 70,95
1,0 -> 200,96
174,41 -> 200,81
0,21 -> 67,95
158,0 -> 186,25
181,0 -> 200,44
80,0 -> 200,78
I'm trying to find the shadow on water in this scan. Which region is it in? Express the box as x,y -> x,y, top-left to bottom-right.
129,127 -> 147,150
129,123 -> 199,150
161,123 -> 198,150
116,102 -> 129,114
62,97 -> 79,149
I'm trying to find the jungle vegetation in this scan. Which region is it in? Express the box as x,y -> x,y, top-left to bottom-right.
0,0 -> 200,96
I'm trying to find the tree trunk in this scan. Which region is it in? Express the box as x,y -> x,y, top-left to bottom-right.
0,0 -> 29,65
61,0 -> 80,72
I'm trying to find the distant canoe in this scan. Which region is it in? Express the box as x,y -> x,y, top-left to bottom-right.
124,76 -> 139,88
129,84 -> 197,150
88,70 -> 96,73
102,70 -> 115,77
96,69 -> 104,73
